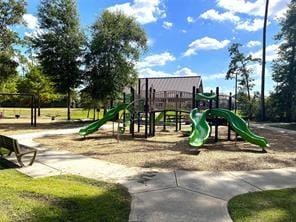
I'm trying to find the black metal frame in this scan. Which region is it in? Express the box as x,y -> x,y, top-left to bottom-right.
0,93 -> 37,126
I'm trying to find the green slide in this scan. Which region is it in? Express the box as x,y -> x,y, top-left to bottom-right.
189,108 -> 211,147
189,108 -> 269,148
155,111 -> 164,123
79,103 -> 128,137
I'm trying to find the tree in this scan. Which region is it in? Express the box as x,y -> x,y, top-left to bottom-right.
84,10 -> 147,105
272,0 -> 296,122
226,43 -> 260,117
0,0 -> 26,84
17,65 -> 57,116
32,0 -> 85,120
260,0 -> 270,121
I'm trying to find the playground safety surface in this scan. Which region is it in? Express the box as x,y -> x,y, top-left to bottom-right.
35,126 -> 296,171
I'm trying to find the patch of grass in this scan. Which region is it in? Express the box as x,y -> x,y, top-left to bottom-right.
0,108 -> 104,120
228,188 -> 296,222
0,163 -> 131,222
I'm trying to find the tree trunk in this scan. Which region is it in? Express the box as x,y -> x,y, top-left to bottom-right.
261,0 -> 269,121
87,108 -> 90,119
93,106 -> 96,120
67,89 -> 71,121
38,95 -> 41,116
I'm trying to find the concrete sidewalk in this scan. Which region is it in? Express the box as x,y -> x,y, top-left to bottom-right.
6,129 -> 296,222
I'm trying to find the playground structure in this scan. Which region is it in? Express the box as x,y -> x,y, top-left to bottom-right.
0,93 -> 37,126
79,76 -> 269,150
189,93 -> 269,149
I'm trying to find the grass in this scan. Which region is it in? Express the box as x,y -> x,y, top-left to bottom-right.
228,188 -> 296,222
0,108 -> 104,120
0,120 -> 89,135
0,163 -> 131,222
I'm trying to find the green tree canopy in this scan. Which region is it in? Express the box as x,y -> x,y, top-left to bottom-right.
32,0 -> 85,120
84,10 -> 147,103
17,65 -> 57,103
272,0 -> 296,121
0,0 -> 26,84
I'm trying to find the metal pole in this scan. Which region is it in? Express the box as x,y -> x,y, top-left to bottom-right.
175,94 -> 178,132
34,95 -> 37,127
123,93 -> 126,127
261,0 -> 269,121
31,96 -> 33,126
215,87 -> 219,142
192,86 -> 196,109
228,92 -> 232,140
145,78 -> 149,138
179,92 -> 182,131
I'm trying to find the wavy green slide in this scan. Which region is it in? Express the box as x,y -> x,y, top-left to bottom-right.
189,108 -> 269,148
189,109 -> 211,147
79,103 -> 128,137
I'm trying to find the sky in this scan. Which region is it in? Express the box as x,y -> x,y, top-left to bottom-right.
19,0 -> 291,94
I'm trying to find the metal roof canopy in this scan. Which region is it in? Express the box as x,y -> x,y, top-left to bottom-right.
137,76 -> 202,93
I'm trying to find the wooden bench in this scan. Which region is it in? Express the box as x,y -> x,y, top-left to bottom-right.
0,135 -> 37,167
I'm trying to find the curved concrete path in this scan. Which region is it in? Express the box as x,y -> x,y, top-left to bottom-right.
5,128 -> 296,222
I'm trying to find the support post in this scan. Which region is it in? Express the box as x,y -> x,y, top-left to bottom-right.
152,111 -> 156,136
31,96 -> 34,126
34,95 -> 37,127
163,91 -> 167,131
179,92 -> 182,131
192,86 -> 196,109
145,78 -> 149,138
196,88 -> 199,109
175,94 -> 178,132
228,92 -> 232,141
130,88 -> 135,137
215,87 -> 219,142
123,93 -> 126,127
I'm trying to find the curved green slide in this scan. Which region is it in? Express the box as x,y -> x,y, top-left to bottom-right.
189,108 -> 211,147
79,103 -> 128,137
189,108 -> 269,148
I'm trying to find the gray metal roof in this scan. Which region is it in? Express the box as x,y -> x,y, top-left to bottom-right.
137,76 -> 202,93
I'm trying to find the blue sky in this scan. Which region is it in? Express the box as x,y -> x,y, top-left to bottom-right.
20,0 -> 290,94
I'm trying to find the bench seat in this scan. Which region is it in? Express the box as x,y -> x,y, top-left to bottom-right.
0,135 -> 37,167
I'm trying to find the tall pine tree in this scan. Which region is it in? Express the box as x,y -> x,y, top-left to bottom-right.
272,0 -> 296,121
0,0 -> 26,84
33,0 -> 84,120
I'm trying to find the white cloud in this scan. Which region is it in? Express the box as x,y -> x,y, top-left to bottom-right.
23,14 -> 38,30
246,40 -> 261,48
147,38 -> 155,47
217,0 -> 289,18
235,18 -> 269,32
203,72 -> 226,80
183,37 -> 230,57
138,67 -> 200,78
181,29 -> 187,33
199,9 -> 240,23
174,67 -> 199,76
138,68 -> 171,78
251,44 -> 280,62
107,0 -> 166,25
162,21 -> 173,29
136,52 -> 176,69
187,16 -> 195,23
